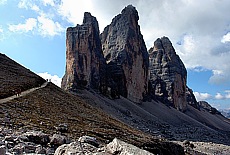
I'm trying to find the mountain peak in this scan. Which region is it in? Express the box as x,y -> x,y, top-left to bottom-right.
121,5 -> 139,21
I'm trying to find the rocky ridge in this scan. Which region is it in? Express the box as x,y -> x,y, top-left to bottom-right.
61,5 -> 199,111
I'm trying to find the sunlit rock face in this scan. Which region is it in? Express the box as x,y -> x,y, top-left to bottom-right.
62,12 -> 106,91
101,5 -> 149,103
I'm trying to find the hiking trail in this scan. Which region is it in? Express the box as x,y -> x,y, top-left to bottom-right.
0,82 -> 48,104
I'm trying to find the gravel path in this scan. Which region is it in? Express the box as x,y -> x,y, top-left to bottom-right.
0,82 -> 48,104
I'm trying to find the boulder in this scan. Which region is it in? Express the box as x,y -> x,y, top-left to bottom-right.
23,131 -> 50,145
54,141 -> 98,155
0,145 -> 6,155
50,134 -> 67,147
148,37 -> 187,111
101,5 -> 149,103
105,138 -> 153,155
78,135 -> 99,147
54,137 -> 153,155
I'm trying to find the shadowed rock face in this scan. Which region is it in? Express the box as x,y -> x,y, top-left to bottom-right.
186,86 -> 199,109
101,5 -> 149,103
148,37 -> 187,111
61,12 -> 106,91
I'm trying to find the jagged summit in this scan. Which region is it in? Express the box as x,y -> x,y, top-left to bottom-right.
121,5 -> 139,21
148,37 -> 187,111
82,12 -> 100,34
62,12 -> 105,91
101,4 -> 149,103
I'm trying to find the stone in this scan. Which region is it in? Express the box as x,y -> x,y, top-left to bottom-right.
56,124 -> 68,133
101,5 -> 149,103
78,135 -> 99,147
23,131 -> 50,145
0,145 -> 6,155
35,145 -> 47,154
54,141 -> 98,155
148,37 -> 187,111
62,12 -> 106,91
105,138 -> 153,155
50,134 -> 67,146
54,137 -> 153,155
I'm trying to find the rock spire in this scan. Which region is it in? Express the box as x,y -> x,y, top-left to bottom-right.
61,12 -> 106,91
148,37 -> 187,111
101,5 -> 149,103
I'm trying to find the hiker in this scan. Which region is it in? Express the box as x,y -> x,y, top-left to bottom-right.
12,89 -> 16,96
16,88 -> 21,96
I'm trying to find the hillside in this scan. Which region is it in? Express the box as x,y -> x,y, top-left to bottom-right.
76,89 -> 230,144
0,53 -> 45,99
0,53 -> 184,154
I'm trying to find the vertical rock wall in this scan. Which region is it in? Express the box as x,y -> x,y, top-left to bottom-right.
61,12 -> 105,91
101,5 -> 149,103
148,37 -> 187,111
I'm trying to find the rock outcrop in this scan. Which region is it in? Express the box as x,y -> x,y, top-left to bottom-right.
101,5 -> 149,103
148,37 -> 187,111
54,137 -> 153,155
61,12 -> 106,91
198,101 -> 221,115
186,87 -> 199,109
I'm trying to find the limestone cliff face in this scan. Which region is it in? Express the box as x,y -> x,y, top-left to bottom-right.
148,37 -> 187,111
101,5 -> 149,103
61,12 -> 105,91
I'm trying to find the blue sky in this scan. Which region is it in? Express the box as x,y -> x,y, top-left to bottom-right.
0,0 -> 230,110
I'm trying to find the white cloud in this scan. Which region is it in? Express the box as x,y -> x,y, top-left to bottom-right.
57,0 -> 93,25
0,0 -> 7,5
9,0 -> 230,85
215,93 -> 225,100
15,0 -> 64,37
18,0 -> 40,12
42,0 -> 55,6
37,72 -> 62,87
221,32 -> 230,43
37,14 -> 64,37
194,92 -> 212,101
8,18 -> 37,33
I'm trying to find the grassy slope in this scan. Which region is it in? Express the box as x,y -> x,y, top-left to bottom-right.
0,53 -> 184,154
0,53 -> 45,99
0,83 -> 184,154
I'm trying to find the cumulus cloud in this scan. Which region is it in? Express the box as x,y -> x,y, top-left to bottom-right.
8,18 -> 37,33
42,0 -> 55,6
37,72 -> 62,87
211,90 -> 230,100
57,0 -> 93,25
215,93 -> 225,100
9,0 -> 230,84
37,13 -> 64,37
194,92 -> 212,101
10,0 -> 65,37
18,0 -> 40,11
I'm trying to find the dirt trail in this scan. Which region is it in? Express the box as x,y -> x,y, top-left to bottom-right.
0,82 -> 48,104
